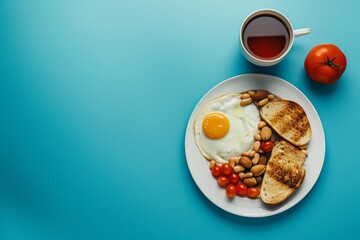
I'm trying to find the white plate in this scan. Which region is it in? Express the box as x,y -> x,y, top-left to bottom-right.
185,74 -> 325,218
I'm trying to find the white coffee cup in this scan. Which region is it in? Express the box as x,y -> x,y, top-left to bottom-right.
239,9 -> 310,67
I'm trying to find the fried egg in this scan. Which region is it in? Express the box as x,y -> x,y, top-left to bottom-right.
194,93 -> 260,164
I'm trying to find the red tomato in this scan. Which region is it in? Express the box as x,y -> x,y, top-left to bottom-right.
217,176 -> 229,188
228,173 -> 240,185
261,141 -> 274,152
226,184 -> 237,198
236,182 -> 248,196
304,44 -> 347,84
221,163 -> 232,175
211,165 -> 221,177
247,187 -> 260,199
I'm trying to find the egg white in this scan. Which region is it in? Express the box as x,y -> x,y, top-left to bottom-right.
194,93 -> 259,164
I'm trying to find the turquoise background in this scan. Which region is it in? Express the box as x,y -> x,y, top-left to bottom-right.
1,0 -> 359,239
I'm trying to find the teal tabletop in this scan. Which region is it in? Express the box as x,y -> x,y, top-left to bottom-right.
1,1 -> 359,239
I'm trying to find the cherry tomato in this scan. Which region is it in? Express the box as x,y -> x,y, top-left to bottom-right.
236,182 -> 248,196
247,187 -> 260,199
304,44 -> 347,84
217,176 -> 229,188
228,173 -> 240,185
211,165 -> 221,177
226,184 -> 237,198
261,141 -> 274,152
221,163 -> 232,175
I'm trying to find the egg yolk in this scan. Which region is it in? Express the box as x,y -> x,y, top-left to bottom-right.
202,112 -> 230,139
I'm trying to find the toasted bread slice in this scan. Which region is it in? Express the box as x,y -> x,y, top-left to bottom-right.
260,141 -> 306,205
260,100 -> 311,147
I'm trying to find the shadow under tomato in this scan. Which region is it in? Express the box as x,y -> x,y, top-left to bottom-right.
303,70 -> 339,96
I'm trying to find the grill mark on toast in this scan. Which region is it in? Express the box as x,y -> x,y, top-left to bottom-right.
268,161 -> 303,189
290,106 -> 310,142
265,103 -> 287,127
263,101 -> 310,144
280,102 -> 305,142
265,141 -> 306,190
268,101 -> 296,140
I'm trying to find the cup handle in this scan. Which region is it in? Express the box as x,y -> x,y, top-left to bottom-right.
293,28 -> 311,37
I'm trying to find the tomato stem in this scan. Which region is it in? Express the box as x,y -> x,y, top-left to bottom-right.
314,55 -> 343,71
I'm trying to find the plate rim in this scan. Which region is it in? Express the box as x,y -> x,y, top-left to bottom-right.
184,73 -> 326,218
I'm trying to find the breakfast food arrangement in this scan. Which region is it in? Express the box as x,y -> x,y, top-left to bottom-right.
193,89 -> 312,204
187,8 -> 340,216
